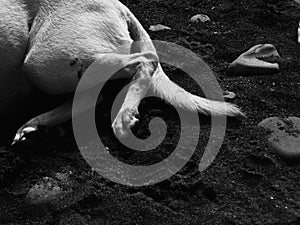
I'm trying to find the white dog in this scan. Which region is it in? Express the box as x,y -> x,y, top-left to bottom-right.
0,0 -> 244,145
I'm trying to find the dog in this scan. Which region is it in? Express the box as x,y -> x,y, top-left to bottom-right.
0,0 -> 244,146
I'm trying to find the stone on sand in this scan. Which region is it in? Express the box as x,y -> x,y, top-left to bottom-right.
26,176 -> 66,204
149,24 -> 171,31
26,171 -> 72,204
258,117 -> 300,161
223,90 -> 236,99
228,44 -> 281,76
190,14 -> 211,23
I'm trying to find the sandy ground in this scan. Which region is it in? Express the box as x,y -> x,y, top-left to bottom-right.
0,0 -> 299,224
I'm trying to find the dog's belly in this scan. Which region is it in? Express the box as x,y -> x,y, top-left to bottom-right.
24,2 -> 133,95
0,0 -> 34,115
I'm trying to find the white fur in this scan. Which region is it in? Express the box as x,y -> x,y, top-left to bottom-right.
0,0 -> 244,144
0,0 -> 32,114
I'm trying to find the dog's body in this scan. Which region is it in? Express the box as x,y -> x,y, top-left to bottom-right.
0,0 -> 244,145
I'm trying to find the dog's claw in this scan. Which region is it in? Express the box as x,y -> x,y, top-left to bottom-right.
12,126 -> 37,146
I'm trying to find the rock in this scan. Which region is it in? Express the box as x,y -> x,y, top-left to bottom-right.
258,117 -> 300,161
149,24 -> 171,31
223,90 -> 236,99
26,177 -> 64,204
228,44 -> 281,76
190,14 -> 211,23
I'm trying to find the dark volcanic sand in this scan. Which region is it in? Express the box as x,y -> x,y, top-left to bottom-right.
0,0 -> 300,224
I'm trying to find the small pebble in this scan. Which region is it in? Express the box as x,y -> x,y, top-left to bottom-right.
258,117 -> 300,161
190,14 -> 211,23
149,24 -> 171,31
223,90 -> 236,99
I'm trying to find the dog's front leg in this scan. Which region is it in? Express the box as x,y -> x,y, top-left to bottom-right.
12,100 -> 73,144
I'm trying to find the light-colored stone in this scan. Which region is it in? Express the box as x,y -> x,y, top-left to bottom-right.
223,91 -> 236,99
149,24 -> 171,31
228,44 -> 280,76
258,117 -> 300,160
190,14 -> 211,23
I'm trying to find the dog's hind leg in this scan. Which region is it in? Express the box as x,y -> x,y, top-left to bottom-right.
108,7 -> 161,138
12,51 -> 158,144
111,51 -> 158,138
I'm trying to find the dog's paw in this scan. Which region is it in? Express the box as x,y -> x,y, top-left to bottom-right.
112,108 -> 139,139
11,120 -> 39,146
